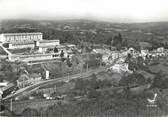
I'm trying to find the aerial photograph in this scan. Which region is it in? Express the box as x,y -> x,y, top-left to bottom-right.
0,0 -> 168,116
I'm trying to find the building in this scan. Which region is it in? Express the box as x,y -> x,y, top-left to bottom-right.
157,47 -> 164,52
17,73 -> 42,88
0,32 -> 43,44
107,63 -> 133,74
0,32 -> 60,49
141,50 -> 149,57
0,32 -> 76,63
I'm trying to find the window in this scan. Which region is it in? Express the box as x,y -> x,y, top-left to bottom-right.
52,54 -> 59,58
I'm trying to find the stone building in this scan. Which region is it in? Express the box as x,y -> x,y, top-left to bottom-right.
17,73 -> 42,88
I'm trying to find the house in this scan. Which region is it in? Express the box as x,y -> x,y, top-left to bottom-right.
157,47 -> 164,53
103,51 -> 121,64
141,49 -> 149,57
127,47 -> 135,55
0,82 -> 7,87
107,63 -> 133,74
17,73 -> 42,88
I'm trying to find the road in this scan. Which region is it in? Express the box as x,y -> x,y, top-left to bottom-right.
2,56 -> 123,101
2,67 -> 106,101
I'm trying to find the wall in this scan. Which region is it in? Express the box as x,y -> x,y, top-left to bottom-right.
11,53 -> 61,62
11,43 -> 34,49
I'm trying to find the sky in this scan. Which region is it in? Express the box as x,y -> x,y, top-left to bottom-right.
0,0 -> 168,22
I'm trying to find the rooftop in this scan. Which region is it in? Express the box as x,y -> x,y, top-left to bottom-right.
0,32 -> 42,36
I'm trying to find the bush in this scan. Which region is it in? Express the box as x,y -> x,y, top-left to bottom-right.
87,89 -> 100,98
21,108 -> 39,117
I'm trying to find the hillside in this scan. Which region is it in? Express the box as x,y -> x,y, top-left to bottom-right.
0,19 -> 168,47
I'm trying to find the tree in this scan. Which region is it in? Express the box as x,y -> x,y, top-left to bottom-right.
125,53 -> 132,63
128,61 -> 138,72
89,74 -> 99,89
122,39 -> 128,47
118,33 -> 123,43
105,37 -> 113,45
66,55 -> 72,67
151,71 -> 168,89
74,79 -> 86,90
0,27 -> 5,33
112,33 -> 123,50
119,73 -> 146,86
137,56 -> 144,68
0,60 -> 27,82
54,47 -> 58,53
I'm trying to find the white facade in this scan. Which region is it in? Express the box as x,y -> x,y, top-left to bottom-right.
10,53 -> 61,62
40,40 -> 60,47
9,40 -> 60,49
45,70 -> 50,79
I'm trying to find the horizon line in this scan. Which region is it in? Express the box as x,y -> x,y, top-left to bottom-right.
1,18 -> 168,24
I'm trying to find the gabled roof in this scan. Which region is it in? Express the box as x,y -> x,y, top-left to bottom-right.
0,32 -> 42,36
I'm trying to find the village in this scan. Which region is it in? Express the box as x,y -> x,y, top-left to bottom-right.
0,32 -> 168,116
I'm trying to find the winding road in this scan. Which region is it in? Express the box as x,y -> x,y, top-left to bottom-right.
2,55 -> 123,101
2,67 -> 106,101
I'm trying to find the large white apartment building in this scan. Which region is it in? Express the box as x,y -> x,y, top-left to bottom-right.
0,32 -> 60,49
0,32 -> 43,44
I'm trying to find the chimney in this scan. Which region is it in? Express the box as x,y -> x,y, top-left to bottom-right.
45,70 -> 49,79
